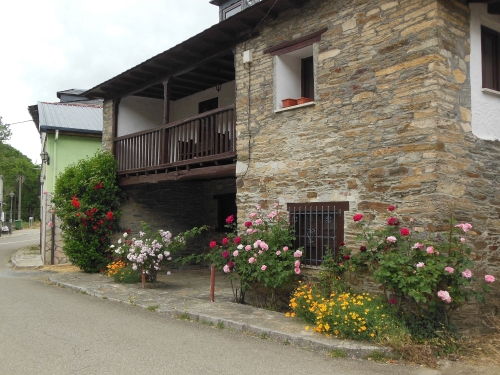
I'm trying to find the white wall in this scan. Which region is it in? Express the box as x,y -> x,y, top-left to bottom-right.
470,4 -> 500,140
117,96 -> 163,137
274,44 -> 313,110
170,81 -> 235,122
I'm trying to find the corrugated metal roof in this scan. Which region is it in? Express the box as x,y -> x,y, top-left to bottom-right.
38,102 -> 103,134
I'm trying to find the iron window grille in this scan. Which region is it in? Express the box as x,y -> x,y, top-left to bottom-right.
287,202 -> 349,267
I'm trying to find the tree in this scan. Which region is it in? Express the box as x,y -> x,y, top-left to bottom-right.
0,142 -> 40,221
0,117 -> 12,143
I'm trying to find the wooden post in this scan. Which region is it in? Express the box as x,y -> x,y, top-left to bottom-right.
210,265 -> 216,302
163,78 -> 171,125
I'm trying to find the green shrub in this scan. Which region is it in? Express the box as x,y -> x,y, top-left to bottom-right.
53,150 -> 124,273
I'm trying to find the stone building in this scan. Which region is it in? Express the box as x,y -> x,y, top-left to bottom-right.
83,0 -> 500,326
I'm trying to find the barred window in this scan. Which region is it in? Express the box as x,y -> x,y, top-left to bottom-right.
287,202 -> 349,267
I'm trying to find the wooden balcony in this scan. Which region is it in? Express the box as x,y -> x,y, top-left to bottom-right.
114,105 -> 236,185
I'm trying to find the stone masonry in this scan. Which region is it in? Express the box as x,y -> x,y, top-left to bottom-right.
234,0 -> 500,330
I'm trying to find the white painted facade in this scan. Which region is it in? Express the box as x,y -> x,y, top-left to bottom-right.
117,96 -> 163,137
170,81 -> 235,122
470,4 -> 500,140
116,81 -> 236,137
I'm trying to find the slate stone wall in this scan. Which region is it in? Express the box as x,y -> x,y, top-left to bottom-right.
233,0 -> 499,330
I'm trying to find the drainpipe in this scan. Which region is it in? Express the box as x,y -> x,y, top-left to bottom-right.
51,130 -> 58,265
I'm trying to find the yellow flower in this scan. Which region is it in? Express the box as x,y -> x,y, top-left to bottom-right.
305,326 -> 310,330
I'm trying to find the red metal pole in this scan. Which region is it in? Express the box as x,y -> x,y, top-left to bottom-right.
210,265 -> 215,302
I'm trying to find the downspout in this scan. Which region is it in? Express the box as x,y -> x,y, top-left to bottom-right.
51,130 -> 58,265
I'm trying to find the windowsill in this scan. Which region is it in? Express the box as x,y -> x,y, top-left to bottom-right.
274,101 -> 316,113
482,88 -> 500,97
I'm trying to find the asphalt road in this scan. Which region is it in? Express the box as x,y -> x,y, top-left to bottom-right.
0,230 -> 496,375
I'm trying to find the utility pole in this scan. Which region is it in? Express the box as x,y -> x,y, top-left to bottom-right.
16,174 -> 25,221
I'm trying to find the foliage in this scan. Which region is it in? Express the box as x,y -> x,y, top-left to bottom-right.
106,260 -> 141,284
112,222 -> 207,285
344,206 -> 496,336
206,203 -> 302,308
287,281 -> 407,342
53,150 -> 124,273
0,116 -> 11,143
0,142 -> 40,221
317,243 -> 352,295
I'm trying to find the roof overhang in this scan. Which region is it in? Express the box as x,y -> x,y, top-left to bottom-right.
466,0 -> 500,14
83,0 -> 310,101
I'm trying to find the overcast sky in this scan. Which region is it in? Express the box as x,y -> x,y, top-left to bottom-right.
0,0 -> 219,164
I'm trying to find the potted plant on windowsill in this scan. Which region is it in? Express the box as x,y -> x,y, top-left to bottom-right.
297,97 -> 313,105
281,98 -> 298,108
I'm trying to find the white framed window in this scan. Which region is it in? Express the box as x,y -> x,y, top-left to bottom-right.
264,28 -> 327,110
223,2 -> 242,19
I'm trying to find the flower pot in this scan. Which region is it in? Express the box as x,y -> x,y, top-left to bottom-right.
297,97 -> 313,105
281,98 -> 297,108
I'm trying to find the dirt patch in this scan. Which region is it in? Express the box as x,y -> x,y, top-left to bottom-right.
38,264 -> 81,273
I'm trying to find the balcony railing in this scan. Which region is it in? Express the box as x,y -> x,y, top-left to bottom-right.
114,105 -> 236,175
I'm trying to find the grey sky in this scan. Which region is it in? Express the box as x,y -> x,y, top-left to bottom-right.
0,0 -> 219,163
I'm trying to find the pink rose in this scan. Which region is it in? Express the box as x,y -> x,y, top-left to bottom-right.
353,213 -> 363,222
444,266 -> 454,274
455,223 -> 472,232
485,275 -> 496,283
222,250 -> 229,259
283,246 -> 289,252
386,236 -> 397,243
261,265 -> 267,271
223,265 -> 230,273
255,219 -> 263,225
294,267 -> 301,274
293,250 -> 302,258
249,212 -> 257,218
245,245 -> 251,251
209,241 -> 217,248
462,269 -> 472,278
225,215 -> 234,224
460,237 -> 466,243
234,236 -> 241,244
426,246 -> 434,254
294,260 -> 300,268
248,257 -> 255,264
256,205 -> 261,210
276,250 -> 281,256
222,237 -> 229,245
412,242 -> 424,249
274,202 -> 279,208
244,221 -> 252,228
233,250 -> 239,257
437,290 -> 452,303
247,229 -> 253,234
416,262 -> 425,268
388,205 -> 395,211
389,298 -> 396,305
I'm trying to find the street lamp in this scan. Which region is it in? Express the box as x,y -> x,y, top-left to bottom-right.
40,151 -> 50,165
9,191 -> 14,234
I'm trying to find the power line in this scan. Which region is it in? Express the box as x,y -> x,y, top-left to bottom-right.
2,120 -> 33,126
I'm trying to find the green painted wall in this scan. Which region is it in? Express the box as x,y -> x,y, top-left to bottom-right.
44,133 -> 101,192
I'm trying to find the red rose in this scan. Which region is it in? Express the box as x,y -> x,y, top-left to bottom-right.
400,227 -> 410,236
222,250 -> 229,259
222,237 -> 229,245
209,241 -> 217,248
387,217 -> 399,226
342,255 -> 351,260
71,195 -> 80,209
77,213 -> 81,217
94,181 -> 103,190
389,298 -> 397,305
126,229 -> 131,234
93,226 -> 98,230
339,242 -> 345,246
106,211 -> 114,221
388,205 -> 395,211
244,221 -> 253,228
228,260 -> 234,269
360,246 -> 367,252
234,236 -> 241,244
226,215 -> 235,224
353,213 -> 363,222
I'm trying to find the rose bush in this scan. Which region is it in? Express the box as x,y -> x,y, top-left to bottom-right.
207,203 -> 302,308
345,205 -> 496,335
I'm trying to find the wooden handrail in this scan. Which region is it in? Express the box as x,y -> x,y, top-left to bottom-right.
114,105 -> 236,173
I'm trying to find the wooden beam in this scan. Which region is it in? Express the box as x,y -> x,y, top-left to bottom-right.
113,48 -> 234,98
118,164 -> 236,186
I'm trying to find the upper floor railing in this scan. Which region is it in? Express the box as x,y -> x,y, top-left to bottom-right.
114,105 -> 236,174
